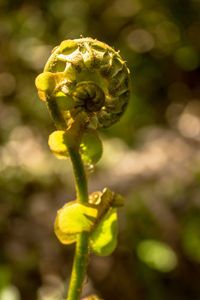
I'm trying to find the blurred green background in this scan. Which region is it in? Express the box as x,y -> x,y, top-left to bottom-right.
0,0 -> 200,299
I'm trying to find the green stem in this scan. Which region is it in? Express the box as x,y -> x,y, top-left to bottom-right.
67,146 -> 88,203
67,145 -> 89,300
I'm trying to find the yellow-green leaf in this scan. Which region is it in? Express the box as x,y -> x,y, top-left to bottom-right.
54,201 -> 98,245
48,128 -> 103,162
48,130 -> 68,159
54,214 -> 77,245
90,208 -> 118,256
35,72 -> 56,92
58,202 -> 98,233
80,129 -> 103,164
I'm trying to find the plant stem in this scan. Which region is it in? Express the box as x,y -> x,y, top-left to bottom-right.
67,146 -> 88,204
67,145 -> 89,300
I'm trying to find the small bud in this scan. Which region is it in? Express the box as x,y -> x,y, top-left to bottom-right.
89,192 -> 102,205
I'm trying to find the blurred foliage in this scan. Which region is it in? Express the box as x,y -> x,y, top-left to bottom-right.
0,0 -> 200,299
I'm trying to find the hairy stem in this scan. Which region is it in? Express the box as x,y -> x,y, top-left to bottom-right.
67,144 -> 89,300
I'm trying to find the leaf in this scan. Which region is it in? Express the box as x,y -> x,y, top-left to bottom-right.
48,130 -> 69,159
58,202 -> 98,233
80,129 -> 103,164
48,128 -> 102,163
54,201 -> 98,245
54,188 -> 123,247
54,214 -> 77,245
35,72 -> 56,92
90,208 -> 118,256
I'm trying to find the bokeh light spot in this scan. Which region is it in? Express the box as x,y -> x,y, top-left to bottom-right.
0,285 -> 20,300
127,29 -> 154,53
137,239 -> 178,272
178,112 -> 200,139
113,0 -> 141,17
155,21 -> 180,44
174,46 -> 199,71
